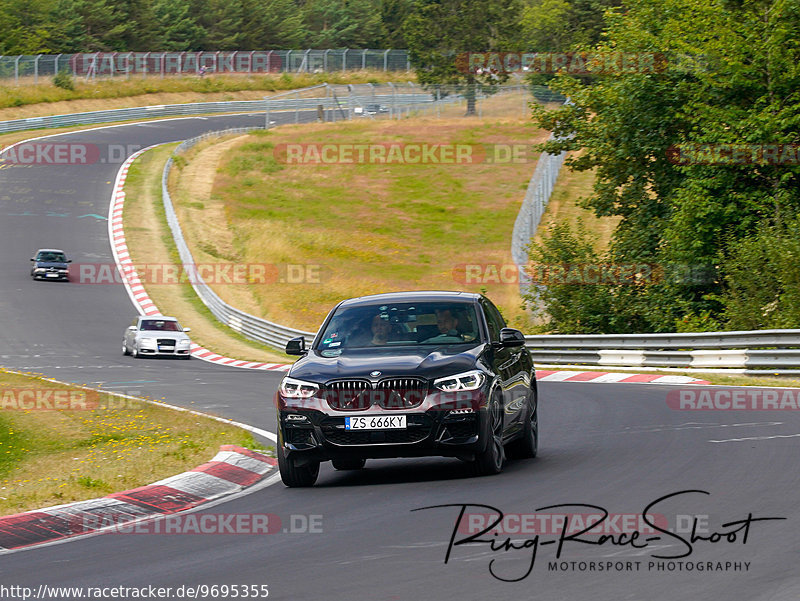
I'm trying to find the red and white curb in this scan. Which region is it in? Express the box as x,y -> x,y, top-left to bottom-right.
0,446 -> 276,552
536,370 -> 710,385
108,148 -> 290,372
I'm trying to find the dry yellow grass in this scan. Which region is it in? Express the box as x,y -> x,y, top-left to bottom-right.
533,157 -> 620,251
170,111 -> 547,332
0,369 -> 260,515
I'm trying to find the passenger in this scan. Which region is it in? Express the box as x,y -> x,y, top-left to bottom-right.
350,313 -> 392,346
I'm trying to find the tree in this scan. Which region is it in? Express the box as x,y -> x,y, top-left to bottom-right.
240,0 -> 306,49
153,0 -> 206,51
197,0 -> 245,49
381,0 -> 414,48
302,0 -> 386,48
530,0 -> 800,332
403,0 -> 522,114
52,0 -> 161,51
0,0 -> 57,54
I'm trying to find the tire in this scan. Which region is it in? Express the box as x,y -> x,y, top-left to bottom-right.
474,391 -> 505,476
331,458 -> 366,471
277,442 -> 319,487
123,342 -> 130,356
132,344 -> 140,358
508,389 -> 538,459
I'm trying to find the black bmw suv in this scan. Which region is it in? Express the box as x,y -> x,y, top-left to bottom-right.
276,291 -> 538,487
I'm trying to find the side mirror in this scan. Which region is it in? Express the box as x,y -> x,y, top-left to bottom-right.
499,328 -> 526,348
285,336 -> 307,356
182,327 -> 191,333
30,258 -> 36,262
67,259 -> 72,263
127,325 -> 136,331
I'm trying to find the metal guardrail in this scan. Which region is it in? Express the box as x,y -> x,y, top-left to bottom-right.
0,90 -> 433,134
158,88 -> 462,350
162,128 -> 317,349
147,93 -> 800,371
525,330 -> 800,370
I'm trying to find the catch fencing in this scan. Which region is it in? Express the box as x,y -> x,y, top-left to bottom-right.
0,50 -> 412,83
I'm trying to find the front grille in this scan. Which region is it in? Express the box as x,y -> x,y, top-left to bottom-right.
375,378 -> 427,409
323,378 -> 428,411
323,380 -> 373,411
157,339 -> 176,346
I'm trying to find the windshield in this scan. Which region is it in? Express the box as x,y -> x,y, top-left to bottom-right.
37,252 -> 66,262
141,319 -> 182,332
317,301 -> 481,350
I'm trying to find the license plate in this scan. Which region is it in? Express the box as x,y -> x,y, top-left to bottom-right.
158,346 -> 174,351
46,273 -> 58,278
345,415 -> 406,430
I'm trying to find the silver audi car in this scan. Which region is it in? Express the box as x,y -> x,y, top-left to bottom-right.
123,316 -> 192,359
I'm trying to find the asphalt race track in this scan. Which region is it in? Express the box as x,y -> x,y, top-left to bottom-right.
1,113 -> 799,600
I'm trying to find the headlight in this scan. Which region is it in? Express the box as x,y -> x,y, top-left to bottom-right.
280,377 -> 319,399
34,268 -> 46,273
434,370 -> 486,392
138,338 -> 157,347
177,339 -> 190,347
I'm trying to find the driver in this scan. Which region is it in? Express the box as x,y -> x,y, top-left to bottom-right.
436,309 -> 459,336
422,309 -> 464,343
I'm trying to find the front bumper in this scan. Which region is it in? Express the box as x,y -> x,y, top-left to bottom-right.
137,341 -> 191,356
138,348 -> 191,356
33,270 -> 68,281
277,402 -> 488,462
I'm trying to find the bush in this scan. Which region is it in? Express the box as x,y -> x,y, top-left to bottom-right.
523,220 -> 616,333
53,71 -> 75,91
713,219 -> 800,330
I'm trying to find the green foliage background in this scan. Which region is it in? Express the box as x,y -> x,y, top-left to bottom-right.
529,0 -> 800,333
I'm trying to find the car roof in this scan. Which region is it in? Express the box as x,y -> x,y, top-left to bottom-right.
337,290 -> 480,308
35,248 -> 66,253
138,315 -> 179,321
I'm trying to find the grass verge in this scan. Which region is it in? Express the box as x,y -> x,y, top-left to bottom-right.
170,113 -> 548,332
123,144 -> 292,363
0,368 -> 265,515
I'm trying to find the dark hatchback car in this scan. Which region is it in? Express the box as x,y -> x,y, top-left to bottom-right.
276,291 -> 538,487
30,248 -> 71,281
